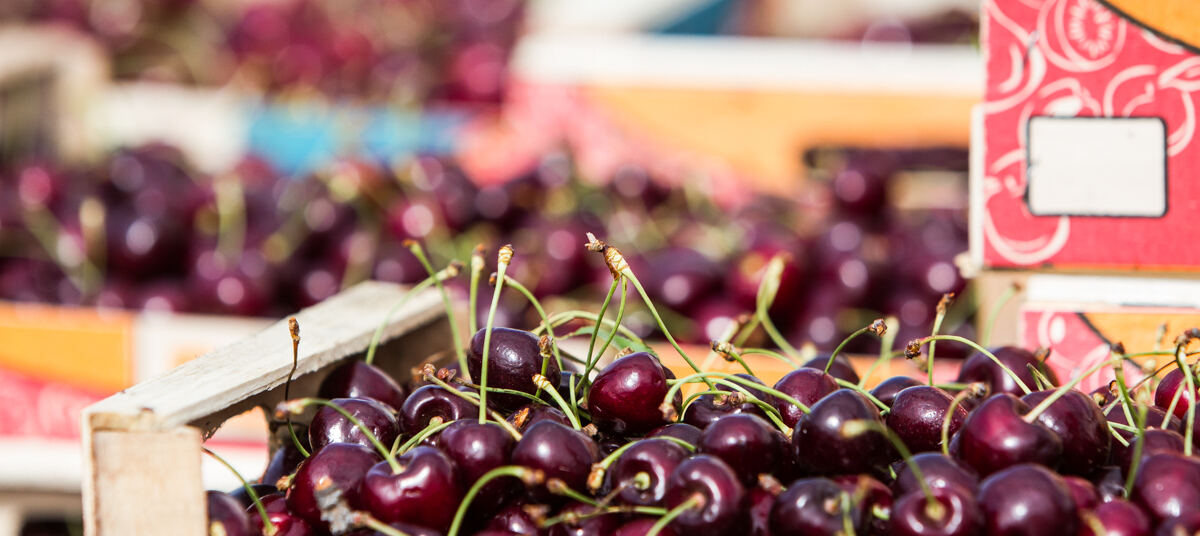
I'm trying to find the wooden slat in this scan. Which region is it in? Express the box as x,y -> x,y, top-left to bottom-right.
87,428 -> 205,536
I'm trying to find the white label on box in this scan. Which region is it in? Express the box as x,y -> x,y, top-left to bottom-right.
1026,116 -> 1166,217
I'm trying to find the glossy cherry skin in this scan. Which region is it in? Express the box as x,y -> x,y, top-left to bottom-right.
681,376 -> 768,430
207,491 -> 252,536
548,502 -> 624,536
1078,499 -> 1150,536
398,385 -> 475,434
251,494 -> 314,536
802,354 -> 860,384
953,394 -> 1062,476
834,474 -> 892,535
587,352 -> 672,435
793,390 -> 889,475
486,499 -> 547,536
956,346 -> 1057,397
512,421 -> 599,495
308,397 -> 400,453
1130,452 -> 1200,522
261,440 -> 308,486
770,477 -> 860,535
887,486 -> 982,536
614,518 -> 677,536
1021,389 -> 1110,475
771,368 -> 840,428
1061,476 -> 1099,512
886,385 -> 967,453
746,485 -> 775,536
1091,465 -> 1126,503
507,403 -> 572,432
1118,428 -> 1186,473
698,413 -> 786,484
871,376 -> 924,407
892,453 -> 979,497
1157,514 -> 1200,536
355,446 -> 463,531
646,423 -> 703,447
468,327 -> 560,411
317,361 -> 408,410
662,455 -> 746,535
437,420 -> 516,514
978,464 -> 1078,536
287,443 -> 381,526
607,438 -> 689,506
1154,367 -> 1197,420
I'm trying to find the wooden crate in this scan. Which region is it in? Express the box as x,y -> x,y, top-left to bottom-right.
81,282 -> 452,535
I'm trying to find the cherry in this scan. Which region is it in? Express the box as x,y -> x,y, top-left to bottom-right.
1062,475 -> 1099,511
356,446 -> 463,532
1090,465 -> 1125,503
793,390 -> 889,475
251,494 -> 313,536
261,438 -> 308,486
953,394 -> 1062,475
977,464 -> 1078,536
228,483 -> 278,509
803,354 -> 860,384
286,442 -> 380,526
770,477 -> 860,534
871,376 -> 924,407
307,397 -> 400,452
1154,367 -> 1197,419
662,454 -> 746,535
1117,428 -> 1185,473
1021,389 -> 1110,475
646,423 -> 703,447
892,452 -> 979,497
548,502 -> 624,536
587,352 -> 674,435
614,518 -> 678,536
888,485 -> 982,536
955,346 -> 1056,397
511,421 -> 598,495
1156,513 -> 1200,535
606,438 -> 689,506
437,420 -> 516,515
1078,499 -> 1150,536
468,327 -> 561,411
746,484 -> 776,536
507,404 -> 572,432
886,385 -> 967,453
698,414 -> 785,484
318,361 -> 408,411
487,499 -> 547,536
833,474 -> 891,535
1130,452 -> 1200,522
771,368 -> 839,428
345,521 -> 442,536
399,385 -> 475,434
207,491 -> 252,536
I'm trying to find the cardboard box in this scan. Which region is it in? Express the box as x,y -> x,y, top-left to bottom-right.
974,0 -> 1200,270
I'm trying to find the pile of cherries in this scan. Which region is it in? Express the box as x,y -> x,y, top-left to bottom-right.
202,237 -> 1200,536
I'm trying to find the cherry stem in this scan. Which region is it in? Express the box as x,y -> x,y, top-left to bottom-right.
927,294 -> 954,386
711,342 -> 758,377
1024,356 -> 1119,423
754,254 -> 801,360
540,505 -> 668,528
468,244 -> 484,336
203,447 -> 277,536
668,371 -> 809,415
941,388 -> 975,457
1108,349 -> 1143,429
547,478 -> 598,505
1027,364 -> 1053,391
535,310 -> 644,344
678,388 -> 790,434
982,282 -> 1021,348
391,417 -> 451,457
840,492 -> 857,536
354,511 -> 413,536
737,347 -> 799,369
832,379 -> 889,411
1175,348 -> 1196,456
581,279 -> 620,386
843,419 -> 943,522
422,371 -> 523,440
622,267 -> 714,389
364,264 -> 455,365
533,374 -> 582,430
1123,404 -> 1149,497
500,273 -> 563,371
647,493 -> 704,536
828,320 -> 885,374
701,314 -> 749,371
478,245 -> 514,424
859,316 -> 899,388
406,241 -> 470,382
284,318 -> 310,458
594,278 -> 630,366
284,398 -> 399,472
448,466 -> 543,536
1162,376 -> 1187,429
914,335 -> 1031,394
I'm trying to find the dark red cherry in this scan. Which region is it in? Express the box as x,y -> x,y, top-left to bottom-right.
228,483 -> 279,510
587,352 -> 672,435
662,454 -> 746,535
802,354 -> 860,384
613,518 -> 677,536
548,501 -> 623,536
793,390 -> 889,475
1154,368 -> 1197,420
398,385 -> 475,434
355,446 -> 463,532
607,438 -> 689,506
468,327 -> 561,411
486,498 -> 547,536
770,477 -> 861,535
507,403 -> 572,432
1090,465 -> 1125,503
888,485 -> 982,536
261,439 -> 308,486
286,443 -> 381,526
344,521 -> 442,536
698,414 -> 785,484
955,346 -> 1057,397
512,421 -> 598,495
207,491 -> 252,536
871,376 -> 924,407
746,485 -> 776,536
1078,499 -> 1150,536
771,368 -> 839,428
1021,389 -> 1110,475
886,386 -> 967,453
1130,452 -> 1200,522
681,392 -> 765,429
308,398 -> 400,453
953,394 -> 1062,476
833,474 -> 892,535
978,464 -> 1078,536
437,420 -> 516,515
892,452 -> 979,497
1155,513 -> 1200,536
318,361 -> 408,411
251,494 -> 313,536
1062,475 -> 1098,511
646,423 -> 703,447
1117,428 -> 1185,473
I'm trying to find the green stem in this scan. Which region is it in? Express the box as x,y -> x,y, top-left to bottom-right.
647,494 -> 704,536
536,310 -> 643,343
292,398 -> 398,472
928,296 -> 953,386
203,447 -> 277,536
759,313 -> 801,361
594,279 -> 630,364
468,245 -> 484,336
407,242 -> 470,382
392,418 -> 453,457
448,466 -> 541,536
540,506 -> 668,528
365,275 -> 440,365
844,419 -> 943,521
982,282 -> 1021,348
581,280 -> 620,383
860,317 -> 899,389
502,274 -> 563,370
739,347 -> 800,369
1024,357 -> 1118,422
1124,405 -> 1149,497
828,321 -> 882,374
478,247 -> 513,423
535,375 -> 582,430
941,389 -> 973,457
284,319 -> 309,458
421,372 -> 523,440
833,379 -> 888,411
916,335 -> 1031,394
622,270 -> 713,389
667,372 -> 810,416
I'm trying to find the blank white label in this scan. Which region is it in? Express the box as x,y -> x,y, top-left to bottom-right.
1026,117 -> 1166,217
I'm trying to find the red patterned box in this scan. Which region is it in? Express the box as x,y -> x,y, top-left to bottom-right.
974,0 -> 1200,270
